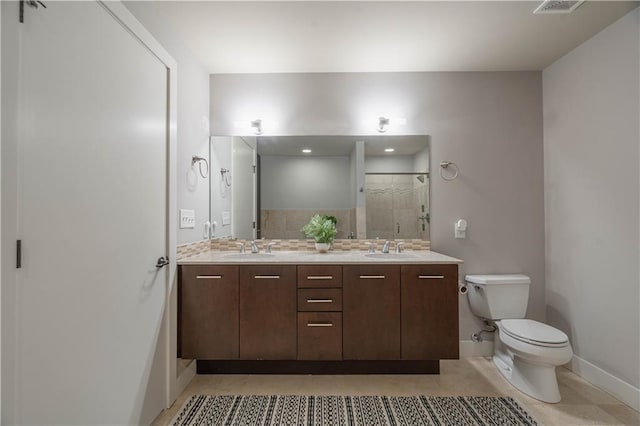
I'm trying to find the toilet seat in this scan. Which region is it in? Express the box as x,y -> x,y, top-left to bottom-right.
500,319 -> 569,348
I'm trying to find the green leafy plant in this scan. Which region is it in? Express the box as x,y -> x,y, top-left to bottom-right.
302,214 -> 337,244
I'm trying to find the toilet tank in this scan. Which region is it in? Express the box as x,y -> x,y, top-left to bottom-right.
465,274 -> 531,320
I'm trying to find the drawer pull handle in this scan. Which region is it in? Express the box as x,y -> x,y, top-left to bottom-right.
196,275 -> 222,279
418,275 -> 445,279
307,276 -> 333,280
360,275 -> 385,279
306,299 -> 333,303
254,275 -> 280,279
307,323 -> 333,327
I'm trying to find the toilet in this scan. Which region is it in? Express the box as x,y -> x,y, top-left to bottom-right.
465,274 -> 573,403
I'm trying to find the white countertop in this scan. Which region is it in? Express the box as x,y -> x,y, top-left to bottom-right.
178,250 -> 463,265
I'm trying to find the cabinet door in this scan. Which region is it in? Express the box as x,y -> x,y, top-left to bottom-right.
239,265 -> 297,360
343,265 -> 401,360
401,264 -> 459,360
180,265 -> 239,359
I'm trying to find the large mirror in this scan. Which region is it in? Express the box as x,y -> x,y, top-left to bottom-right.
209,135 -> 430,240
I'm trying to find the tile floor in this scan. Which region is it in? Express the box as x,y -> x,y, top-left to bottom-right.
153,358 -> 639,425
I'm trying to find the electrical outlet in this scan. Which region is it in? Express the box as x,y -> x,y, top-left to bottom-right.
180,209 -> 195,229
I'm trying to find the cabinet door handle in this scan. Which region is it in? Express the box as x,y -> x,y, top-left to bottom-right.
306,276 -> 333,280
359,275 -> 385,279
254,275 -> 280,279
196,275 -> 222,279
307,323 -> 333,327
418,275 -> 444,279
306,299 -> 333,303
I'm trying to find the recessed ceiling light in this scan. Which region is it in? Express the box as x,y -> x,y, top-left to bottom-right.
384,148 -> 395,153
302,149 -> 312,153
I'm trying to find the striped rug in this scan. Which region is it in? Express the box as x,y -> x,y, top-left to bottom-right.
171,395 -> 538,425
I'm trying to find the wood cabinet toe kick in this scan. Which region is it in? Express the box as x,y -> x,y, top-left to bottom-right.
178,262 -> 459,374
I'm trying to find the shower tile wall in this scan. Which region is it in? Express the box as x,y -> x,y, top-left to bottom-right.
260,209 -> 355,239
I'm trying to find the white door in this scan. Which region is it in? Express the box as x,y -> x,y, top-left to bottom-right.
232,137 -> 257,240
17,2 -> 170,424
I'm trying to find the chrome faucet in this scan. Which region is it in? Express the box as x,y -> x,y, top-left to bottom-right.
264,242 -> 276,253
250,241 -> 260,253
381,240 -> 391,254
366,242 -> 376,253
395,242 -> 405,253
237,242 -> 246,253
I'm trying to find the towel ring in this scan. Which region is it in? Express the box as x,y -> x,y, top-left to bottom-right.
192,155 -> 209,178
439,161 -> 459,181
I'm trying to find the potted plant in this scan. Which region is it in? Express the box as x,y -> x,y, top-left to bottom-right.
302,214 -> 337,253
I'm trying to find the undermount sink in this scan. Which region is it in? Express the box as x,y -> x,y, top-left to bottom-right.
224,253 -> 276,259
364,253 -> 417,259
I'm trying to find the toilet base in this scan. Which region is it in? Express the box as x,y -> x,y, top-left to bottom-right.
493,354 -> 561,403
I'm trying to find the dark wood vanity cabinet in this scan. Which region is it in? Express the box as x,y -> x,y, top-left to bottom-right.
239,265 -> 297,360
401,264 -> 459,360
343,265 -> 401,360
179,265 -> 239,359
179,259 -> 459,372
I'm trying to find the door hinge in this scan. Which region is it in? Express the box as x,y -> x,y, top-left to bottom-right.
252,221 -> 256,229
16,240 -> 22,269
253,165 -> 256,174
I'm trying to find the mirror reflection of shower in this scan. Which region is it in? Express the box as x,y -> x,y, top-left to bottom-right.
365,172 -> 429,240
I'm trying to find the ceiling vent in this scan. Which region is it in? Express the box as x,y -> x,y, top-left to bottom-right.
533,0 -> 585,14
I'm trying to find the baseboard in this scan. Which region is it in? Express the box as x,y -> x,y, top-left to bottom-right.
173,359 -> 196,403
459,340 -> 494,357
567,355 -> 640,411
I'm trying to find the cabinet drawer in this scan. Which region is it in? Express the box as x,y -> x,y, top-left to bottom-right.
297,312 -> 342,360
297,265 -> 342,288
298,288 -> 342,312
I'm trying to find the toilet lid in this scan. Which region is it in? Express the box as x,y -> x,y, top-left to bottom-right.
501,319 -> 569,346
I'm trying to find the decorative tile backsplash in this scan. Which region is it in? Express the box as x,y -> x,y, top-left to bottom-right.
176,240 -> 211,260
176,238 -> 431,261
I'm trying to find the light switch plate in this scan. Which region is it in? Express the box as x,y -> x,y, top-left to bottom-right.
180,209 -> 195,229
222,211 -> 231,225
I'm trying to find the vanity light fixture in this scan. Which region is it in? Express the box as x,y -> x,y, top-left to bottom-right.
378,117 -> 390,133
250,119 -> 263,135
376,116 -> 407,133
302,149 -> 312,154
233,119 -> 270,135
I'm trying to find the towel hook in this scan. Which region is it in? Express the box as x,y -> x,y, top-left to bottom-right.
220,168 -> 231,187
439,161 -> 459,181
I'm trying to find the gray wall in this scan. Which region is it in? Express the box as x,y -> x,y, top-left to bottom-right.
210,71 -> 545,340
543,7 -> 639,394
125,2 -> 210,246
261,156 -> 352,209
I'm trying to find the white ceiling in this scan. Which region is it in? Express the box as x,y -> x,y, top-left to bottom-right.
151,1 -> 637,74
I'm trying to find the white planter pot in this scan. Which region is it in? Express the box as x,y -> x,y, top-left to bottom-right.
315,242 -> 331,253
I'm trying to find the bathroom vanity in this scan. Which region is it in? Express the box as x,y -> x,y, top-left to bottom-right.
178,250 -> 462,374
